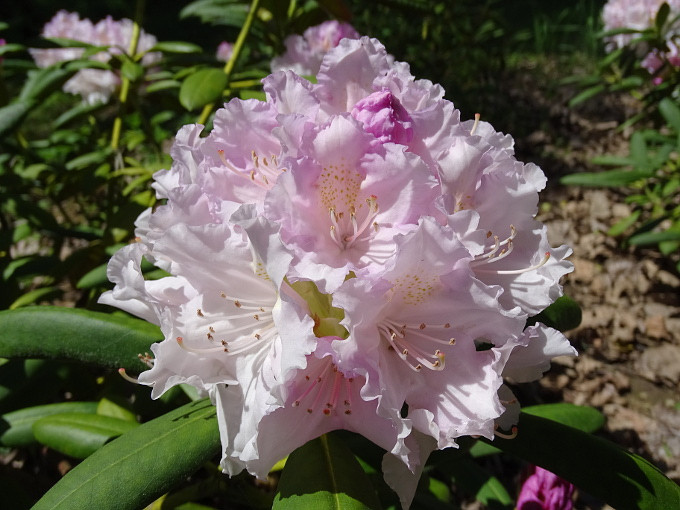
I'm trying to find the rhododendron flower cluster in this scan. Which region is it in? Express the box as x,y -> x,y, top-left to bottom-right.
101,36 -> 576,508
270,20 -> 359,75
30,10 -> 160,104
602,0 -> 680,78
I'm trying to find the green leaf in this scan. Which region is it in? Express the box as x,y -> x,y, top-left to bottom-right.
238,89 -> 266,101
180,0 -> 249,27
65,149 -> 111,171
630,131 -> 649,170
527,295 -> 582,332
484,413 -> 680,510
31,399 -> 220,510
33,412 -> 139,458
568,84 -> 605,107
656,1 -> 671,31
468,441 -> 502,458
523,403 -> 605,433
0,306 -> 161,370
120,58 -> 144,82
76,263 -> 109,289
629,230 -> 680,245
9,287 -> 63,310
0,401 -> 98,447
610,76 -> 644,91
0,43 -> 25,55
659,97 -> 680,133
146,79 -> 181,93
18,66 -> 72,102
560,169 -> 652,187
97,397 -> 137,422
149,41 -> 203,53
468,403 -> 603,458
0,101 -> 35,137
274,433 -> 382,509
179,68 -> 228,111
590,155 -> 634,166
608,210 -> 642,236
53,100 -> 106,127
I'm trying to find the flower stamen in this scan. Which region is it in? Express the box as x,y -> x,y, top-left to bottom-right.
379,318 -> 449,372
293,359 -> 356,416
494,425 -> 518,439
118,368 -> 139,384
470,113 -> 481,135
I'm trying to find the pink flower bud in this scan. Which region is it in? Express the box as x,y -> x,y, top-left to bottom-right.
350,88 -> 414,145
517,466 -> 575,510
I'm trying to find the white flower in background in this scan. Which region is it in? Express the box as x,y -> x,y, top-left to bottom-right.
30,10 -> 160,104
270,20 -> 360,75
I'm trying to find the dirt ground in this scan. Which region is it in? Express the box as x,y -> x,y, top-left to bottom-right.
502,57 -> 680,503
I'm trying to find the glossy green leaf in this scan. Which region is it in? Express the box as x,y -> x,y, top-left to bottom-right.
97,397 -> 137,422
468,403 -> 603,458
0,401 -> 98,447
484,413 -> 680,510
560,169 -> 652,187
468,441 -> 502,458
76,263 -> 109,289
523,403 -> 605,433
32,399 -> 220,510
149,41 -> 202,53
527,295 -> 582,332
146,79 -> 181,93
629,229 -> 680,245
33,412 -> 139,458
9,287 -> 63,310
0,306 -> 161,370
274,433 -> 382,509
179,68 -> 228,111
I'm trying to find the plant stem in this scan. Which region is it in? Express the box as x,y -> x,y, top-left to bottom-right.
196,0 -> 262,126
111,0 -> 145,152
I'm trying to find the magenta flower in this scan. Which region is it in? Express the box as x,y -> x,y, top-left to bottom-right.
517,466 -> 575,510
101,35 -> 576,509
